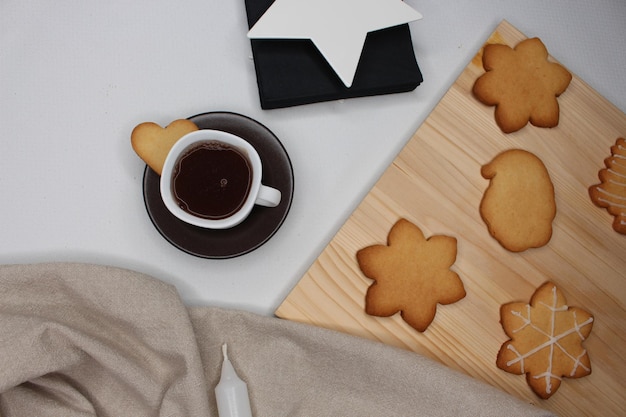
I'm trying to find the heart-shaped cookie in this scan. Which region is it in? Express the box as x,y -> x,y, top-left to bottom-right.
131,119 -> 198,175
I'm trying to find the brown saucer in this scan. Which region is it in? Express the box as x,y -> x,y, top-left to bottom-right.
143,112 -> 294,258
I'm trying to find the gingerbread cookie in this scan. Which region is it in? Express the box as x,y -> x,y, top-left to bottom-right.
473,37 -> 572,133
131,119 -> 198,175
497,282 -> 594,399
588,137 -> 626,234
356,219 -> 465,332
480,149 -> 556,252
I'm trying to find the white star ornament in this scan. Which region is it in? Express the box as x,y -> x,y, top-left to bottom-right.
247,0 -> 422,88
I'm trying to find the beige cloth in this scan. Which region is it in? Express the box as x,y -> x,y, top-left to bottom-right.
0,263 -> 555,416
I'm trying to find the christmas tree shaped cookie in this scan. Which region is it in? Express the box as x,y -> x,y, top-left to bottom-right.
589,137 -> 626,234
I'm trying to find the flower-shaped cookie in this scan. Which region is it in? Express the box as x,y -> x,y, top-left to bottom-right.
356,219 -> 465,332
497,282 -> 594,399
473,37 -> 572,133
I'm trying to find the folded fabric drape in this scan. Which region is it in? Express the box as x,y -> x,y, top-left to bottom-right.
0,263 -> 554,416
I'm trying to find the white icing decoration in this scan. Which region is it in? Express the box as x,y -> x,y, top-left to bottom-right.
608,181 -> 626,191
595,179 -> 626,213
596,194 -> 626,209
607,168 -> 626,180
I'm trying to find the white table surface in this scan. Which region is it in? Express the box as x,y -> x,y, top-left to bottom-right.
1,0 -> 625,316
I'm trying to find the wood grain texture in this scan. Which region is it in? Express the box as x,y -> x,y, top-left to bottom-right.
276,21 -> 626,416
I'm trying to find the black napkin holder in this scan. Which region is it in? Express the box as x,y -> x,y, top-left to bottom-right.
244,0 -> 423,109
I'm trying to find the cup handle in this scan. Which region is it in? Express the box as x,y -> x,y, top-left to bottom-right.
255,184 -> 281,207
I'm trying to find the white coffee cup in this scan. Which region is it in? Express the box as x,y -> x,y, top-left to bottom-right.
160,129 -> 281,229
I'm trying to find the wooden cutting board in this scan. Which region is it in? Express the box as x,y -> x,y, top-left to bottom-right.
276,21 -> 626,416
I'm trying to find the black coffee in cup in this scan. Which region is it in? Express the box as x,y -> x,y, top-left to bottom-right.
172,141 -> 252,220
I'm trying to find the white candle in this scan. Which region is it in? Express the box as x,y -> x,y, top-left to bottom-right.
215,343 -> 253,417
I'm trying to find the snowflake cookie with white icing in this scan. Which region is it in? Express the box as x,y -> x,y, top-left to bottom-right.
497,282 -> 594,399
